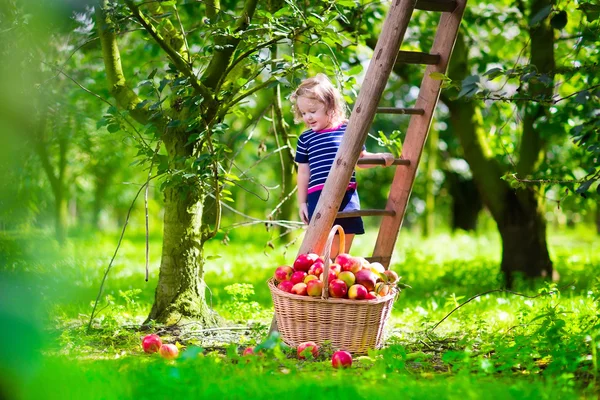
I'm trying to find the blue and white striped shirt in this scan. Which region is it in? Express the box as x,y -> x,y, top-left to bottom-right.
295,124 -> 361,194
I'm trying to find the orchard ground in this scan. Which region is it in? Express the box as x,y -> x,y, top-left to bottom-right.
1,222 -> 599,399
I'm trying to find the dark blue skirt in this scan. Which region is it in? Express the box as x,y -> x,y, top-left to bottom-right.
307,190 -> 365,235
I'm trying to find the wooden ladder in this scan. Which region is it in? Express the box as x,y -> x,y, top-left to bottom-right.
297,0 -> 467,265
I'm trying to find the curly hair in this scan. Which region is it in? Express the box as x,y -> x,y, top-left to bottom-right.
290,73 -> 347,125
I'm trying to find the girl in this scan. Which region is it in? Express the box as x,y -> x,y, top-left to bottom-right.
292,74 -> 395,256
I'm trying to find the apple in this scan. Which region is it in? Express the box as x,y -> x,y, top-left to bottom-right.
278,280 -> 295,293
304,274 -> 318,284
354,269 -> 377,291
356,257 -> 371,269
335,254 -> 363,273
306,279 -> 324,297
375,282 -> 390,297
142,334 -> 162,354
242,346 -> 255,356
274,265 -> 294,282
365,291 -> 377,300
308,260 -> 324,277
383,269 -> 399,284
291,282 -> 308,296
159,343 -> 179,359
337,270 -> 356,288
329,263 -> 342,275
369,262 -> 386,275
297,341 -> 319,359
291,271 -> 308,284
293,253 -> 320,272
348,284 -> 368,300
328,279 -> 348,298
319,270 -> 337,284
331,350 -> 352,368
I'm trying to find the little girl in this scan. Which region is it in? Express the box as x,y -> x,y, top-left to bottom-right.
292,74 -> 395,256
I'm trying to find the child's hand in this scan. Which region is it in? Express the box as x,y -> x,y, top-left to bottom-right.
299,203 -> 309,224
382,153 -> 395,167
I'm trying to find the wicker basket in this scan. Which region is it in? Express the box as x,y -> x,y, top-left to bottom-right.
268,225 -> 397,354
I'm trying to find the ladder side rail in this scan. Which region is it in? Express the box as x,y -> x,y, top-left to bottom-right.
372,0 -> 468,267
298,0 -> 419,255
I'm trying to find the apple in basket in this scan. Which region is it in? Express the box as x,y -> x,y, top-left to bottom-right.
383,269 -> 399,284
291,282 -> 308,296
348,284 -> 368,300
337,271 -> 356,288
375,282 -> 391,297
328,279 -> 348,298
308,260 -> 325,277
274,265 -> 294,282
329,263 -> 342,275
331,350 -> 352,368
366,291 -> 377,300
319,270 -> 337,283
290,271 -> 308,284
335,253 -> 363,274
293,253 -> 320,272
306,279 -> 324,297
278,280 -> 294,293
354,269 -> 377,292
297,341 -> 319,359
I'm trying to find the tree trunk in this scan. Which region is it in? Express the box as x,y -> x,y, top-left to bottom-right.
445,171 -> 482,231
422,126 -> 438,237
145,183 -> 218,325
498,188 -> 553,286
596,203 -> 600,235
54,188 -> 68,244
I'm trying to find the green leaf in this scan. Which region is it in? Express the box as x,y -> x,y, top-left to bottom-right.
579,3 -> 600,22
147,68 -> 157,80
107,123 -> 120,133
550,10 -> 568,30
574,90 -> 589,104
429,72 -> 449,81
530,5 -> 552,26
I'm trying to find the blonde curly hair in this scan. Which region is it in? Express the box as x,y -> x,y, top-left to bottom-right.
290,73 -> 347,125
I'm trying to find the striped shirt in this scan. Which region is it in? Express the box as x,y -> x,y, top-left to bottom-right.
295,124 -> 363,194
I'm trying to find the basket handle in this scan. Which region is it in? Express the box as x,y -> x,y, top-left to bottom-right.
320,224 -> 345,299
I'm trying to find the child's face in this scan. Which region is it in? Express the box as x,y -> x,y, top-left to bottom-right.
296,96 -> 331,131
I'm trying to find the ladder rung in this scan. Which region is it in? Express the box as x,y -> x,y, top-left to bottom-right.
336,209 -> 396,219
357,157 -> 411,166
365,256 -> 392,265
376,107 -> 425,115
415,0 -> 458,12
396,51 -> 441,65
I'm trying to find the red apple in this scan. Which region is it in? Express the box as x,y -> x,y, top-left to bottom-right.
355,269 -> 377,291
336,254 -> 363,274
331,350 -> 352,368
242,347 -> 255,356
337,270 -> 356,288
383,269 -> 399,284
142,334 -> 162,354
328,279 -> 348,298
297,341 -> 319,359
306,279 -> 324,297
365,291 -> 377,300
291,282 -> 308,296
319,270 -> 337,284
308,260 -> 324,277
159,343 -> 179,359
274,265 -> 294,282
329,263 -> 342,275
293,253 -> 320,272
291,271 -> 308,284
278,280 -> 295,293
348,284 -> 368,300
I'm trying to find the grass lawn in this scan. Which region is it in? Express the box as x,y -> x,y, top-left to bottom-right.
1,224 -> 599,399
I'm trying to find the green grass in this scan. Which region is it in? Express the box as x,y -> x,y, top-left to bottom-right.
1,225 -> 599,399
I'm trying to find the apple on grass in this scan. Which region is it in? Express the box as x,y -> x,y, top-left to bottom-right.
306,279 -> 324,297
297,341 -> 319,359
328,279 -> 348,298
159,343 -> 179,359
293,253 -> 320,272
142,334 -> 162,354
331,350 -> 352,368
291,282 -> 308,296
242,347 -> 255,356
278,280 -> 295,293
274,265 -> 294,282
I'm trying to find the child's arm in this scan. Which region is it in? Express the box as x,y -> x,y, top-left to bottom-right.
297,163 -> 310,224
357,150 -> 395,169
